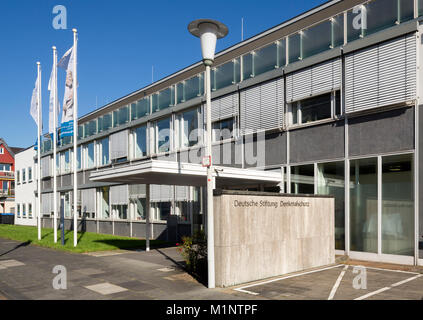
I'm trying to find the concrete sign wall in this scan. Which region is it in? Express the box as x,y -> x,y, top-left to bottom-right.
213,190 -> 335,287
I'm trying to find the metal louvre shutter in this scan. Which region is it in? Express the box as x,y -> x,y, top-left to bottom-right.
207,92 -> 239,122
345,34 -> 416,114
175,186 -> 188,201
41,156 -> 51,178
41,193 -> 51,214
82,188 -> 96,212
110,185 -> 128,205
286,58 -> 341,102
240,77 -> 284,134
129,184 -> 146,199
110,130 -> 128,160
151,185 -> 173,202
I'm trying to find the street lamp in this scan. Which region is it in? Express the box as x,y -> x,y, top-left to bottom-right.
188,19 -> 228,289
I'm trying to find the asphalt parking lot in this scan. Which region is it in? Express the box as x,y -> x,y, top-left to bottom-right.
1,237 -> 422,300
232,264 -> 423,300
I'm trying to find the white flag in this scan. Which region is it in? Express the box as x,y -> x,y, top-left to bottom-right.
58,46 -> 74,123
48,68 -> 60,134
30,75 -> 40,127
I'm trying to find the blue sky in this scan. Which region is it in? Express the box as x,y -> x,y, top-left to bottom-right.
0,0 -> 326,148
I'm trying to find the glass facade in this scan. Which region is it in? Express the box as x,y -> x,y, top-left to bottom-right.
350,158 -> 378,253
99,138 -> 109,166
85,142 -> 95,169
291,164 -> 314,194
100,187 -> 110,219
212,118 -> 234,142
84,120 -> 97,138
253,43 -> 278,76
303,20 -> 332,59
212,59 -> 240,91
131,97 -> 150,121
179,109 -> 199,148
288,32 -> 301,63
382,154 -> 414,256
177,74 -> 204,104
152,87 -> 175,113
317,161 -> 345,250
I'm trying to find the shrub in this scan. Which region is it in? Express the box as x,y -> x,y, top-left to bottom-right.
177,230 -> 207,281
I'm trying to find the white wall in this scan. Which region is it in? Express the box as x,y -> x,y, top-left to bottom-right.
15,147 -> 37,226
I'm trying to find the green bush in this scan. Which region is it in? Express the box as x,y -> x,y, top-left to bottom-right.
177,230 -> 207,281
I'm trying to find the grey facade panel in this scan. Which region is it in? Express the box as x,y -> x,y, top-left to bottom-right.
290,121 -> 345,164
212,141 -> 241,168
418,105 -> 423,258
265,132 -> 287,166
114,221 -> 130,237
132,222 -> 146,239
153,224 -> 168,241
99,221 -> 113,235
349,107 -> 415,157
62,174 -> 72,187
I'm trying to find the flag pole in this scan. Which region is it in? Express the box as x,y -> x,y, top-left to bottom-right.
73,28 -> 78,247
53,47 -> 58,243
37,62 -> 42,241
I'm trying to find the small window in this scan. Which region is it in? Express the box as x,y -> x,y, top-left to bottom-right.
0,147 -> 4,154
28,167 -> 32,181
16,170 -> 20,184
28,203 -> 33,218
289,91 -> 340,126
22,168 -> 26,183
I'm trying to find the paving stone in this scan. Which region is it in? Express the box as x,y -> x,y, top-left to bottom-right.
85,282 -> 128,295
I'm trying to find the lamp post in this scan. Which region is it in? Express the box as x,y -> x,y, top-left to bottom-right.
188,19 -> 228,289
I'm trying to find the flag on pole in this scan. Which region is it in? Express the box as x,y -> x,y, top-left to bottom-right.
48,68 -> 60,134
30,75 -> 40,127
58,46 -> 75,124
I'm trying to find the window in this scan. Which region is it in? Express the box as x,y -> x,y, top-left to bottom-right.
291,164 -> 314,195
16,170 -> 20,184
22,168 -> 26,183
152,202 -> 171,221
78,125 -> 84,140
212,59 -> 240,91
155,118 -> 171,153
61,150 -> 71,174
84,120 -> 97,138
350,158 -> 378,253
28,203 -> 32,218
152,87 -> 175,113
177,74 -> 204,104
84,142 -> 95,169
332,13 -> 344,48
0,147 -> 3,154
288,32 -> 301,63
317,161 -> 345,250
175,201 -> 190,222
132,198 -> 146,221
98,113 -> 112,133
130,97 -> 150,121
76,146 -> 82,170
289,91 -> 340,126
99,187 -> 110,219
212,118 -> 235,142
99,138 -> 109,166
179,109 -> 200,148
113,106 -> 129,127
17,204 -> 20,217
113,204 -> 128,220
134,125 -> 147,158
28,167 -> 32,181
382,154 -> 414,256
302,20 -> 332,59
22,204 -> 26,218
0,164 -> 11,171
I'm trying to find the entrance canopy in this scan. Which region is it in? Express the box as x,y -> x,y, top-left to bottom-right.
90,160 -> 282,188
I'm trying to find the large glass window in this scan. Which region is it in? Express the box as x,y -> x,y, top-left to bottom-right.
130,97 -> 150,121
177,74 -> 204,104
61,149 -> 71,174
350,158 -> 378,253
276,39 -> 286,68
399,0 -> 415,22
99,138 -> 109,166
242,53 -> 253,81
382,154 -> 414,256
347,8 -> 363,42
84,120 -> 97,138
152,202 -> 171,221
332,13 -> 344,48
156,118 -> 171,153
212,59 -> 240,91
99,187 -> 110,219
179,109 -> 199,148
76,146 -> 82,170
134,125 -> 147,158
132,198 -> 146,221
152,87 -> 175,113
78,125 -> 84,140
288,33 -> 301,63
419,0 -> 423,16
303,20 -> 332,59
98,113 -> 112,133
291,164 -> 314,195
364,0 -> 398,37
253,43 -> 277,77
318,161 -> 345,250
113,204 -> 128,220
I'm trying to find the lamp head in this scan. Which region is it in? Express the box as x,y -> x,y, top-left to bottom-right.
188,19 -> 228,66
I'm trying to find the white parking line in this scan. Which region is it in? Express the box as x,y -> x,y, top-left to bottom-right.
354,274 -> 422,300
328,265 -> 348,300
234,264 -> 344,296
